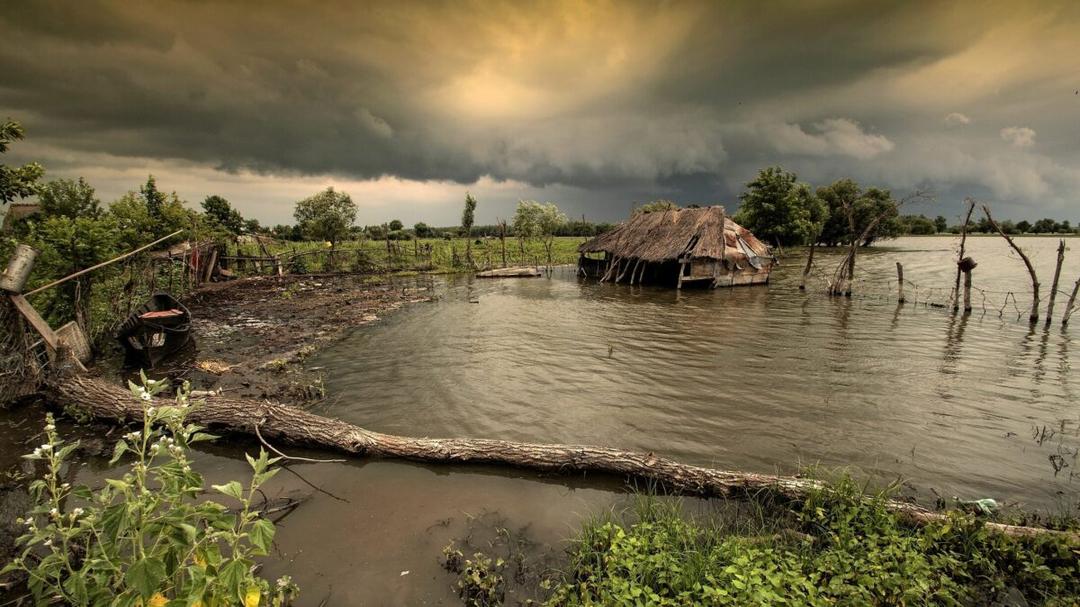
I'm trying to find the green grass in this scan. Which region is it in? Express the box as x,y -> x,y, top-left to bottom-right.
231,236 -> 588,275
543,477 -> 1080,606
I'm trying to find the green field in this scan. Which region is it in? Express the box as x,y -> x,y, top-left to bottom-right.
232,235 -> 590,275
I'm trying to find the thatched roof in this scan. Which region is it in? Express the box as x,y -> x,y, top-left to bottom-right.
578,206 -> 770,264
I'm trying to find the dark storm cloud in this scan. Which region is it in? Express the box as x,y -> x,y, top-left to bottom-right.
2,0 -> 1078,221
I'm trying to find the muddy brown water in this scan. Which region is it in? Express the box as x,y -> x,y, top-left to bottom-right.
7,236 -> 1080,605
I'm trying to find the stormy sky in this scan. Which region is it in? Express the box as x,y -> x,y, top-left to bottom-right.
2,0 -> 1078,226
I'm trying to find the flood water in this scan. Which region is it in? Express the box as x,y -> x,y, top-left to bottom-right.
52,236 -> 1080,604
320,236 -> 1080,506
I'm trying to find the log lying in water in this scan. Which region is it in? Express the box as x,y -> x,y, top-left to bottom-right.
475,267 -> 542,278
45,373 -> 1074,541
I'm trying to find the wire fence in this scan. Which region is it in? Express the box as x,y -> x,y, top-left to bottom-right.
800,262 -> 1078,323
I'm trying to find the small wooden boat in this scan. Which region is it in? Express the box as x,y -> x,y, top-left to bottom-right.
475,267 -> 542,278
116,293 -> 193,368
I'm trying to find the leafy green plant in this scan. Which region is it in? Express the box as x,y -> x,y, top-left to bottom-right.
2,375 -> 298,606
443,541 -> 506,607
546,478 -> 1080,606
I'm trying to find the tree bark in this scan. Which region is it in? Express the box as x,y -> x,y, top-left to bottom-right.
41,373 -> 1075,541
799,242 -> 816,291
1064,276 -> 1080,327
1045,239 -> 1066,325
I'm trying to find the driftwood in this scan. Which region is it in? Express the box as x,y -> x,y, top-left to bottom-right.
475,267 -> 542,278
983,205 -> 1040,323
43,373 -> 1075,542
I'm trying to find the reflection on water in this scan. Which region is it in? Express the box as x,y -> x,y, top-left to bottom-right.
317,237 -> 1080,508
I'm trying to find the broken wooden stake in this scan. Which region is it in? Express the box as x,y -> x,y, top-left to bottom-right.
952,199 -> 976,312
1045,239 -> 1066,325
1063,275 -> 1080,327
895,262 -> 905,304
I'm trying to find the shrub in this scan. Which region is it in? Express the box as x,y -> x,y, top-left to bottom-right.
546,477 -> 1080,606
2,376 -> 298,606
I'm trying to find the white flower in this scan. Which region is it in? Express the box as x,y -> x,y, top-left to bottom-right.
72,508 -> 84,517
43,539 -> 51,547
39,444 -> 52,452
146,407 -> 155,416
44,424 -> 55,432
140,392 -> 152,402
61,482 -> 69,489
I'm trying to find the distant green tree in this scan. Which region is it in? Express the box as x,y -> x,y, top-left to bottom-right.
513,200 -> 566,267
1032,218 -> 1057,234
139,175 -> 167,220
735,167 -> 827,247
110,180 -> 195,243
388,219 -> 404,232
1056,220 -> 1072,234
817,179 -> 901,246
294,187 -> 356,252
243,218 -> 262,235
0,119 -> 44,204
38,177 -> 101,219
1015,220 -> 1032,233
633,200 -> 679,215
934,215 -> 948,233
413,222 -> 432,238
201,195 -> 244,236
460,193 -> 478,265
900,214 -> 937,235
271,224 -> 297,241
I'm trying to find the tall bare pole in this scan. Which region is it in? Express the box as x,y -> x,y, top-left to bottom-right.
1045,239 -> 1066,325
952,198 -> 976,311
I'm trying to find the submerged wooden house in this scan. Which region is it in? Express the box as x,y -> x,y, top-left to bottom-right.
577,206 -> 775,288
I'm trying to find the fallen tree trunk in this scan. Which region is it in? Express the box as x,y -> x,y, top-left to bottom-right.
44,373 -> 1074,541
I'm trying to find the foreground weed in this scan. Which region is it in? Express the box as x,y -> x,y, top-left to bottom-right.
2,374 -> 298,606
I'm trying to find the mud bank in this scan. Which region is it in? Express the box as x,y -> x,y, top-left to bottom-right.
179,273 -> 434,402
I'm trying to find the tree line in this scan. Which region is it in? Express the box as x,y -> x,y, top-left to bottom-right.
733,166 -> 1078,248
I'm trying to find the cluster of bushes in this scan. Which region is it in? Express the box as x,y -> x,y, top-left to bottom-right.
543,479 -> 1080,606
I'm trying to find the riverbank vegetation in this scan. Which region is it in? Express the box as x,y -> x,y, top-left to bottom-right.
2,379 -> 296,605
445,478 -> 1080,606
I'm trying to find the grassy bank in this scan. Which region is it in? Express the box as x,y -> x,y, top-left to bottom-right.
445,477 -> 1080,606
233,236 -> 589,275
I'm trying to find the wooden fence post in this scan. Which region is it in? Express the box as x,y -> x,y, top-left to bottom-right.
959,257 -> 977,314
896,262 -> 905,304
